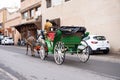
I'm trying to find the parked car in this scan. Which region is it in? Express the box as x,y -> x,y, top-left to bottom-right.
1,37 -> 14,45
0,34 -> 4,44
83,35 -> 110,54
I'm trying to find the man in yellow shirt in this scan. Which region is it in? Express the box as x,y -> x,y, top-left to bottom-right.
44,19 -> 53,33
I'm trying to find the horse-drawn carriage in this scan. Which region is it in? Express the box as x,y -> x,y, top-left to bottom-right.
38,26 -> 90,65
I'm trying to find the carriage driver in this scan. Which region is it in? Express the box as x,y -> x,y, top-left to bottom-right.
44,19 -> 53,34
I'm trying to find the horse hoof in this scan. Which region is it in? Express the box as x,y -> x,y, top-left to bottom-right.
31,55 -> 35,57
37,52 -> 40,54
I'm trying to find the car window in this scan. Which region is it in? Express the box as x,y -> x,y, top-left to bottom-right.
9,38 -> 13,39
83,36 -> 90,40
4,37 -> 9,39
93,36 -> 106,40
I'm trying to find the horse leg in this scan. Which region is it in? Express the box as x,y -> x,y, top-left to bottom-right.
31,46 -> 35,56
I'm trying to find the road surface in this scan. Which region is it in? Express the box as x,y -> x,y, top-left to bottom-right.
0,45 -> 120,80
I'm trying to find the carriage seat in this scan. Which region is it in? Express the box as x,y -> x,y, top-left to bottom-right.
47,31 -> 55,41
59,26 -> 86,34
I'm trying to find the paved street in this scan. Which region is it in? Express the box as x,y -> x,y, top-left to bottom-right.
0,68 -> 18,80
0,45 -> 120,80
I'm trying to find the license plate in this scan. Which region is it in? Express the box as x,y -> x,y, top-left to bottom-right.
100,47 -> 106,50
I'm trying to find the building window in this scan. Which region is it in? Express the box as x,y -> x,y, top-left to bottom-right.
49,18 -> 60,31
36,7 -> 39,11
21,0 -> 25,2
52,0 -> 63,6
30,9 -> 34,18
50,18 -> 60,27
65,0 -> 70,2
35,6 -> 41,19
46,0 -> 52,8
22,12 -> 28,19
36,6 -> 41,14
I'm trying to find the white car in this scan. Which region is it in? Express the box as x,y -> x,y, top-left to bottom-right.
83,35 -> 110,54
1,37 -> 14,45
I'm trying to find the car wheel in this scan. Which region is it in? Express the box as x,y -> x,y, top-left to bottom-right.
88,46 -> 93,55
103,50 -> 109,54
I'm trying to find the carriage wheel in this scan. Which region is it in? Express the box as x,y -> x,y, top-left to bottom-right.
39,45 -> 46,60
77,40 -> 90,63
54,41 -> 65,65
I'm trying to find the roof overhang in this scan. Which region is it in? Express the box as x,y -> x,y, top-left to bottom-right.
12,20 -> 41,32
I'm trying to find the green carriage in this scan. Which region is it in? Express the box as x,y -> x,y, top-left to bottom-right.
39,26 -> 90,65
